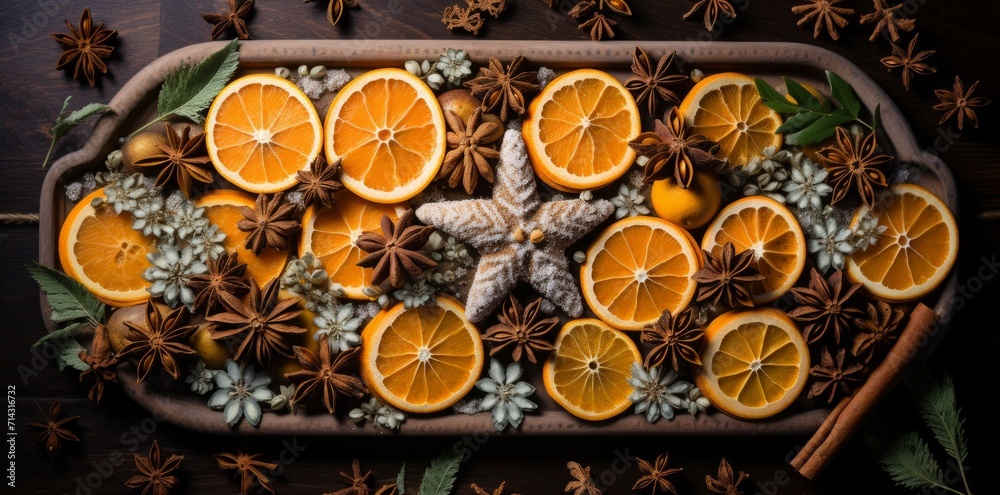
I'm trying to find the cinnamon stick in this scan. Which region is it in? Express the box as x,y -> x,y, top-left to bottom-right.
790,396 -> 851,470
795,302 -> 939,480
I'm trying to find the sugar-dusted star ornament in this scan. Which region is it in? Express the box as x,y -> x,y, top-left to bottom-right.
416,126 -> 614,322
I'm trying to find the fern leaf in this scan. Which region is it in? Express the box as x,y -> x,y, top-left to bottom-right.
879,431 -> 945,490
419,451 -> 461,495
157,39 -> 239,123
397,463 -> 406,495
917,375 -> 969,463
27,263 -> 104,325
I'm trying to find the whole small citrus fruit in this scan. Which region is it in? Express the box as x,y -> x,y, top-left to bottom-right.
650,169 -> 722,230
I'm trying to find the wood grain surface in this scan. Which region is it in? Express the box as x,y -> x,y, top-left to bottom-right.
2,1 -> 997,494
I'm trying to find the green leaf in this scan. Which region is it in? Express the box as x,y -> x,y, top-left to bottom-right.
30,322 -> 83,352
872,104 -> 882,130
917,375 -> 968,463
156,39 -> 239,124
419,451 -> 462,495
397,463 -> 406,495
42,96 -> 112,168
775,112 -> 823,134
27,263 -> 105,326
827,70 -> 861,117
783,77 -> 824,112
879,431 -> 945,490
785,114 -> 856,145
57,340 -> 88,372
754,78 -> 801,114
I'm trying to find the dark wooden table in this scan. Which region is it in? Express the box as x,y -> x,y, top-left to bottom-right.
2,1 -> 997,494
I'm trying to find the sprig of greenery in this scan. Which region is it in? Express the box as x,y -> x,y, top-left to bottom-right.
754,71 -> 881,146
397,464 -> 407,495
419,451 -> 462,495
42,96 -> 113,168
873,371 -> 974,495
26,263 -> 107,371
129,39 -> 240,137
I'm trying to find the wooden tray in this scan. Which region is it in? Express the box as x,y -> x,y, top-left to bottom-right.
38,40 -> 958,436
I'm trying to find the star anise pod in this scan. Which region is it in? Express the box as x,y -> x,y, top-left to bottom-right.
202,0 -> 255,40
207,277 -> 306,366
296,156 -> 343,209
286,335 -> 367,414
325,458 -> 373,495
305,0 -> 356,28
483,296 -> 558,364
860,0 -> 915,43
851,300 -> 903,364
186,250 -> 251,314
705,457 -> 748,495
51,8 -> 117,86
791,0 -> 854,40
133,124 -> 214,198
633,453 -> 682,495
625,47 -> 688,118
817,127 -> 893,209
472,481 -> 520,495
126,440 -> 184,495
683,0 -> 737,32
808,347 -> 864,403
934,76 -> 991,131
628,107 -> 723,187
356,209 -> 437,288
440,108 -> 501,194
465,56 -> 540,122
881,34 -> 936,91
567,0 -> 597,21
788,268 -> 864,346
565,461 -> 601,495
442,5 -> 485,35
641,307 -> 704,371
238,192 -> 301,254
120,300 -> 198,384
27,401 -> 79,458
692,242 -> 764,309
78,324 -> 118,403
215,450 -> 278,495
579,12 -> 617,41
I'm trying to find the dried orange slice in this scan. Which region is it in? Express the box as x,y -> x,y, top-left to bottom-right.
325,68 -> 446,203
846,183 -> 958,301
194,189 -> 289,286
58,189 -> 155,306
523,69 -> 641,192
679,72 -> 783,166
695,308 -> 810,419
359,295 -> 483,413
581,217 -> 701,330
299,191 -> 405,299
205,74 -> 323,193
542,319 -> 642,421
701,196 -> 806,304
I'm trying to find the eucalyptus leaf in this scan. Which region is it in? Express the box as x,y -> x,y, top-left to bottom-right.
27,263 -> 105,326
42,96 -> 113,168
419,451 -> 462,495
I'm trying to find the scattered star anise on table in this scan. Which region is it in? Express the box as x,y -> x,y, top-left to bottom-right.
285,335 -> 367,414
788,268 -> 864,346
791,0 -> 855,41
186,250 -> 251,315
296,156 -> 343,209
238,192 -> 301,254
356,209 -> 437,288
51,8 -> 117,87
565,461 -> 602,495
934,76 -> 991,131
442,5 -> 485,35
808,347 -> 865,403
860,0 -> 915,43
641,307 -> 704,371
633,453 -> 682,495
464,56 -> 540,122
817,127 -> 893,209
208,277 -> 306,366
305,0 -> 358,28
133,124 -> 213,198
706,457 -> 748,495
625,47 -> 688,118
324,458 -> 373,495
440,108 -> 501,195
580,11 -> 618,41
215,450 -> 278,495
881,33 -> 936,92
120,300 -> 198,384
126,440 -> 184,495
472,481 -> 520,495
202,0 -> 255,40
78,323 -> 118,403
851,300 -> 904,364
27,401 -> 79,458
683,0 -> 737,32
628,107 -> 723,187
483,296 -> 558,364
692,242 -> 764,309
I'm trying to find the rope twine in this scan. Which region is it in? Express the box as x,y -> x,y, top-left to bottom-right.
0,213 -> 39,225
